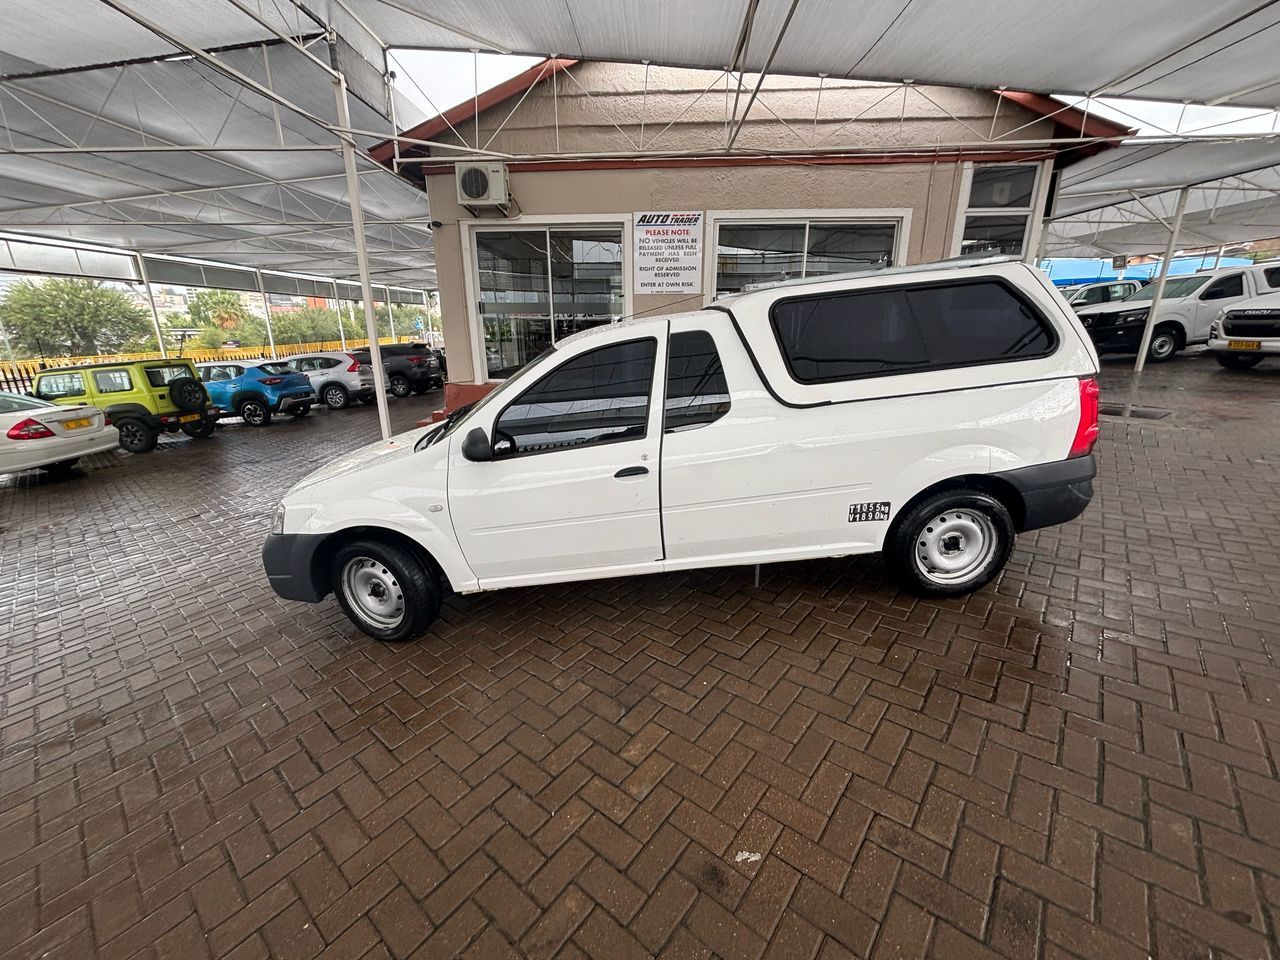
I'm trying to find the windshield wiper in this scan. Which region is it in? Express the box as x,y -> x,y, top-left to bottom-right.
417,401 -> 476,451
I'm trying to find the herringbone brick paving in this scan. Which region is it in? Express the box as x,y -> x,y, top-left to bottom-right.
1,352 -> 1278,959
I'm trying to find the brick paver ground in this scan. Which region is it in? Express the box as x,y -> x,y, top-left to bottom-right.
2,352 -> 1279,960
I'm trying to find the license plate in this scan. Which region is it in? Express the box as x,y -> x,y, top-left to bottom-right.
178,413 -> 201,423
62,417 -> 92,430
1228,340 -> 1261,350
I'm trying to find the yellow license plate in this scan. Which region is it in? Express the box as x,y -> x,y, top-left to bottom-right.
178,413 -> 201,423
1229,340 -> 1261,350
63,417 -> 92,430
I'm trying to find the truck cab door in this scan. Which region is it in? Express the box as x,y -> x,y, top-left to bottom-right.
447,325 -> 668,586
1194,273 -> 1247,340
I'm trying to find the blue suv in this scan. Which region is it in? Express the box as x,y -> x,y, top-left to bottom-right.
196,361 -> 315,426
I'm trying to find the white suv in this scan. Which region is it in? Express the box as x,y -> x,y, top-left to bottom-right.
286,352 -> 377,410
264,258 -> 1100,641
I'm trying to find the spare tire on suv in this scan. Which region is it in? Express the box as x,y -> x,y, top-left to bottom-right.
168,376 -> 208,412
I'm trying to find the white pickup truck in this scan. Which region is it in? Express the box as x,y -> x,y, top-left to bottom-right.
1208,291 -> 1280,369
1075,263 -> 1280,362
264,257 -> 1101,641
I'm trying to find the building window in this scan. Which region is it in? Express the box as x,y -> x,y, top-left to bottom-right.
715,220 -> 897,297
476,227 -> 624,379
956,164 -> 1042,257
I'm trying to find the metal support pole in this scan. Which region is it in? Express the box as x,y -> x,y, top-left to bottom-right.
256,271 -> 278,360
385,288 -> 396,342
1134,186 -> 1190,375
331,37 -> 392,442
1213,243 -> 1226,269
346,301 -> 357,349
134,254 -> 168,358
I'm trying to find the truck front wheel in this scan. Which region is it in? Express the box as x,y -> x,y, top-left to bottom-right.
886,491 -> 1014,596
332,539 -> 441,641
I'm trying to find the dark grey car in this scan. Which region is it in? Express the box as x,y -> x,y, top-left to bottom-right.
352,343 -> 443,397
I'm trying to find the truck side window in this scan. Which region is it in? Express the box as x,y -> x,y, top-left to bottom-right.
770,280 -> 1054,384
494,338 -> 656,455
1265,267 -> 1280,289
665,331 -> 730,432
1201,274 -> 1243,300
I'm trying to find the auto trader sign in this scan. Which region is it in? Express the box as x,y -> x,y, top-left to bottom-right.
634,212 -> 703,294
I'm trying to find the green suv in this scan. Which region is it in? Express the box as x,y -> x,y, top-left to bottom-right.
31,359 -> 220,453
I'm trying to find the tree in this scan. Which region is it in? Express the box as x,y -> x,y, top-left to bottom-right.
0,278 -> 154,357
188,289 -> 253,329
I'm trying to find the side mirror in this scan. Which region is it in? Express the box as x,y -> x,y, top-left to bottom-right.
461,426 -> 493,462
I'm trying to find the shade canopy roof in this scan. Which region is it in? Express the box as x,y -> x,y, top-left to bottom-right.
3,0 -> 1280,282
1046,137 -> 1280,257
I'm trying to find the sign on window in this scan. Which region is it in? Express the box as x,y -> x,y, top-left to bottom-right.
634,212 -> 703,294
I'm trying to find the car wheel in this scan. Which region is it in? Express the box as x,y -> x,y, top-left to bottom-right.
886,491 -> 1014,596
181,418 -> 216,438
323,384 -> 349,410
167,376 -> 208,412
40,458 -> 79,475
238,397 -> 272,426
116,419 -> 158,454
289,404 -> 312,417
332,539 -> 441,641
1146,327 -> 1179,363
1215,352 -> 1264,370
389,374 -> 412,398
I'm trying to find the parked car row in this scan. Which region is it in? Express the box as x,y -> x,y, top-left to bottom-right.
1073,261 -> 1280,367
4,347 -> 447,475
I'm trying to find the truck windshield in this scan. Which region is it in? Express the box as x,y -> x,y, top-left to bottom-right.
1123,276 -> 1209,302
420,347 -> 559,449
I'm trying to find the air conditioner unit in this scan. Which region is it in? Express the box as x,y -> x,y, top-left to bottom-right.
455,162 -> 509,206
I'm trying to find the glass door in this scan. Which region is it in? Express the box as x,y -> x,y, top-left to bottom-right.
476,226 -> 625,378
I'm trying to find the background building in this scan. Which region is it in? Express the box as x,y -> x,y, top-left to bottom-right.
378,60 -> 1128,386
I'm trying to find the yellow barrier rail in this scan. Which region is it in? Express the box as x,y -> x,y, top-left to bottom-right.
0,337 -> 414,392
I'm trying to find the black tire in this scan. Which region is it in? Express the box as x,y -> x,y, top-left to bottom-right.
1215,352 -> 1264,370
331,539 -> 441,641
322,384 -> 349,410
40,458 -> 79,475
116,419 -> 158,454
238,397 -> 272,426
1146,326 -> 1180,363
167,376 -> 207,412
389,374 -> 412,398
289,404 -> 312,418
885,490 -> 1014,597
181,418 -> 216,438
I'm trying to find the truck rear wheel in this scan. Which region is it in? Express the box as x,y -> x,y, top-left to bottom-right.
332,539 -> 441,641
886,490 -> 1014,596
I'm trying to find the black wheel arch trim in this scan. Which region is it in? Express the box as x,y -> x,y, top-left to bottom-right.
991,454 -> 1096,532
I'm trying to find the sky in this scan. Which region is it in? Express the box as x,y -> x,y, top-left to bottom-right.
389,50 -> 1280,139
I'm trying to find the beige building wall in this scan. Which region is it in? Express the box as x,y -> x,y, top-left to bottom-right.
421,62 -> 1056,384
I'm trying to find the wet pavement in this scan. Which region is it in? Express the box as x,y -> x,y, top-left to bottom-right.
2,353 -> 1279,960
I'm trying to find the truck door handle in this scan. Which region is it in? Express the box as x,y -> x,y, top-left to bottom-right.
614,466 -> 649,478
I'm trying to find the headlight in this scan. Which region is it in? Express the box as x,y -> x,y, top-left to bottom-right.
1118,310 -> 1149,323
271,504 -> 286,535
1209,320 -> 1221,339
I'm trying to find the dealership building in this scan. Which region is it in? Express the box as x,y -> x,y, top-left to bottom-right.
375,60 -> 1126,390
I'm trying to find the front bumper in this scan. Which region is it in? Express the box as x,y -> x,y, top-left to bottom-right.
1081,315 -> 1147,354
993,454 -> 1096,532
262,532 -> 327,602
1208,336 -> 1280,355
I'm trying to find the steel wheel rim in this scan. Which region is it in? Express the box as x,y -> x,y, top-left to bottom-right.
341,557 -> 405,629
325,387 -> 345,407
1151,333 -> 1175,358
242,402 -> 265,424
914,510 -> 998,585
